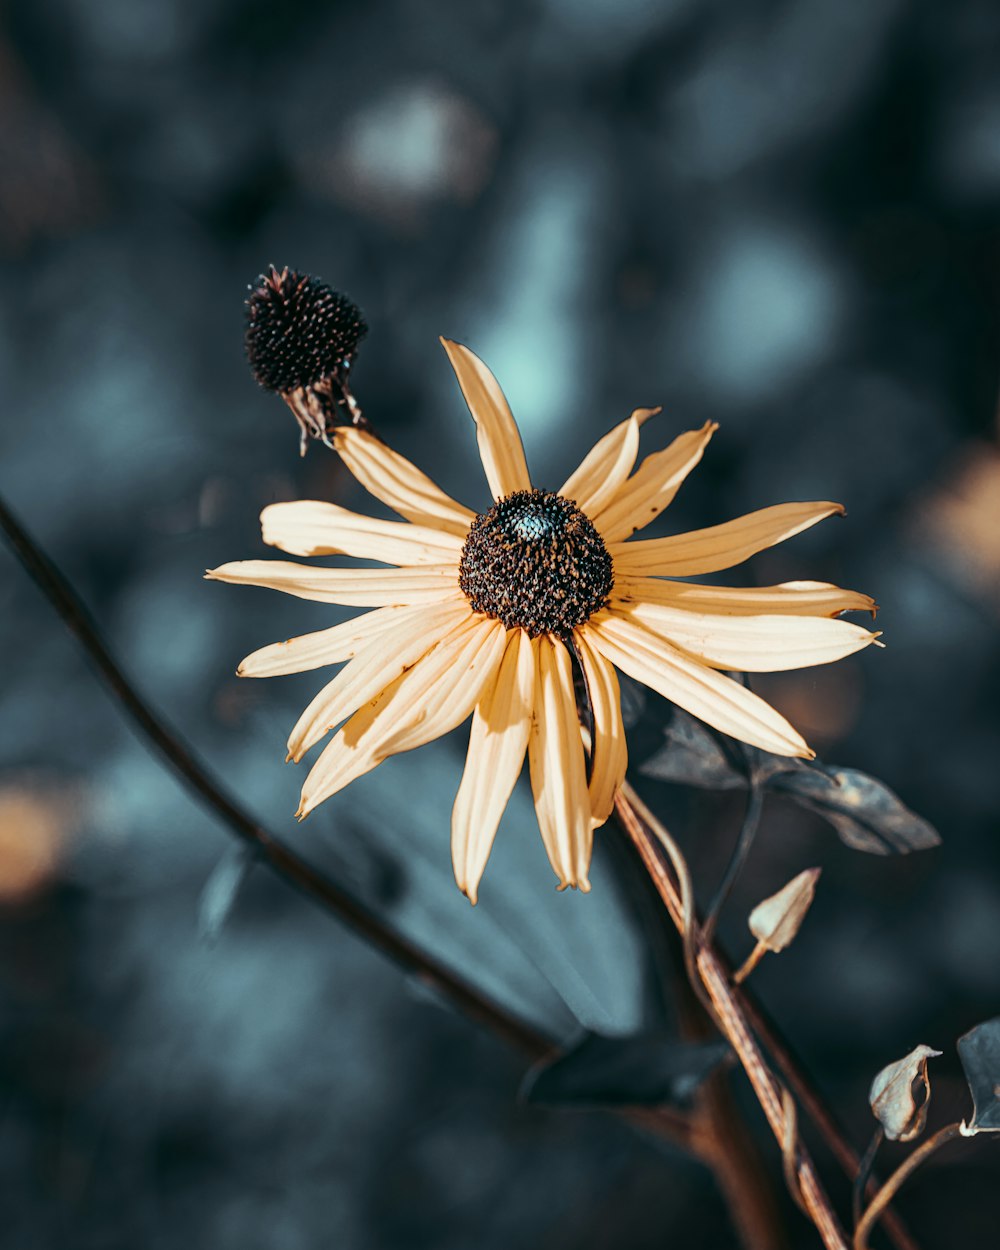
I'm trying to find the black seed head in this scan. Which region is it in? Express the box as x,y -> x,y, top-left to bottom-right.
459,489 -> 614,637
245,266 -> 367,393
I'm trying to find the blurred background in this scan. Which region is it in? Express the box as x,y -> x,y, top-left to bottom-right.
1,0 -> 998,1246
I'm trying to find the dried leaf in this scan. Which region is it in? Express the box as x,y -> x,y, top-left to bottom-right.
748,868 -> 821,953
198,845 -> 255,942
869,1044 -> 941,1142
771,762 -> 941,855
640,711 -> 746,791
957,1016 -> 1000,1134
521,1032 -> 730,1109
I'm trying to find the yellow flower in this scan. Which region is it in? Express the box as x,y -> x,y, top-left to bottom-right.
207,341 -> 878,902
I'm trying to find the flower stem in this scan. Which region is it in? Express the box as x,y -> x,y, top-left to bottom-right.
853,1128 -> 883,1231
854,1123 -> 964,1250
734,939 -> 768,985
615,783 -> 849,1250
703,781 -> 764,942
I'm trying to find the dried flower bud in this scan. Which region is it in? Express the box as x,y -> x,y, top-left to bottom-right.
748,867 -> 821,953
869,1044 -> 941,1142
245,265 -> 368,455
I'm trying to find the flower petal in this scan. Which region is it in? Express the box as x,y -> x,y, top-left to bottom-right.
287,601 -> 475,762
559,408 -> 660,518
296,618 -> 504,818
608,598 -> 880,673
588,612 -> 813,758
527,637 -> 593,891
440,338 -> 531,499
205,560 -> 460,607
612,578 -> 876,618
575,628 -> 628,828
590,421 -> 718,541
609,501 -> 845,577
238,603 -> 436,678
451,628 -> 534,904
261,501 -> 464,565
333,425 -> 475,536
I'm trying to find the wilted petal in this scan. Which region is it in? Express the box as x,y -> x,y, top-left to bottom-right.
608,594 -> 880,672
590,422 -> 717,542
560,408 -> 659,519
624,578 -> 876,618
333,425 -> 475,536
575,628 -> 628,827
441,338 -> 531,499
609,501 -> 846,577
451,628 -> 534,904
261,500 -> 464,565
528,637 -> 593,891
287,601 -> 475,761
588,611 -> 813,758
297,618 -> 504,817
205,560 -> 460,607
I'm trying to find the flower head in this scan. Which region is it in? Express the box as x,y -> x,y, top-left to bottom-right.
207,340 -> 879,903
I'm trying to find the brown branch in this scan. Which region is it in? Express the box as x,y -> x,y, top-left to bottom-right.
615,783 -> 849,1250
854,1123 -> 964,1250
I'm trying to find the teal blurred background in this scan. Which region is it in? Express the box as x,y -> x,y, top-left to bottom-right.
1,1 -> 998,1246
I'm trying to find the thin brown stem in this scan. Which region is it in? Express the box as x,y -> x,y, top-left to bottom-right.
704,781 -> 764,942
734,940 -> 768,985
854,1123 -> 964,1250
853,1128 -> 884,1231
615,783 -> 849,1250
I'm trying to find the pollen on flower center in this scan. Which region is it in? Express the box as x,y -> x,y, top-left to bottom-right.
459,489 -> 614,637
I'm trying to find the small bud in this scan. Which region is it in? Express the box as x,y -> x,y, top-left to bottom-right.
869,1044 -> 941,1142
734,868 -> 821,984
245,265 -> 368,455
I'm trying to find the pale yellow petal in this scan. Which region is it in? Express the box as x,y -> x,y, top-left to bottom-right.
451,628 -> 534,904
609,501 -> 845,578
612,578 -> 876,618
380,619 -> 507,755
559,408 -> 660,518
205,560 -> 460,607
332,425 -> 475,536
261,501 -> 464,565
237,604 -> 435,678
297,618 -> 504,817
591,421 -> 718,542
527,637 -> 593,891
575,628 -> 628,828
440,338 -> 532,499
287,601 -> 475,762
588,612 -> 813,759
608,598 -> 880,673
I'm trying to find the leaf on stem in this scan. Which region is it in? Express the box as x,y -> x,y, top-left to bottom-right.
640,711 -> 746,791
521,1032 -> 730,1109
770,762 -> 941,855
748,868 -> 822,954
869,1044 -> 941,1142
957,1016 -> 1000,1134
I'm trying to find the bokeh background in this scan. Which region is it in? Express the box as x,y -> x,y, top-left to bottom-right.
1,1 -> 998,1246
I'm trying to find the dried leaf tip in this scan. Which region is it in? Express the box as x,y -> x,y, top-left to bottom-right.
245,265 -> 368,455
735,868 -> 821,984
869,1044 -> 941,1142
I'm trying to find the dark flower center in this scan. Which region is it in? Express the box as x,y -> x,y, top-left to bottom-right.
459,489 -> 613,637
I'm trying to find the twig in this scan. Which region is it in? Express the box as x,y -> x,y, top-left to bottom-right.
614,783 -> 849,1250
853,1128 -> 884,1231
854,1123 -> 963,1250
703,781 -> 764,941
0,492 -> 548,1057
